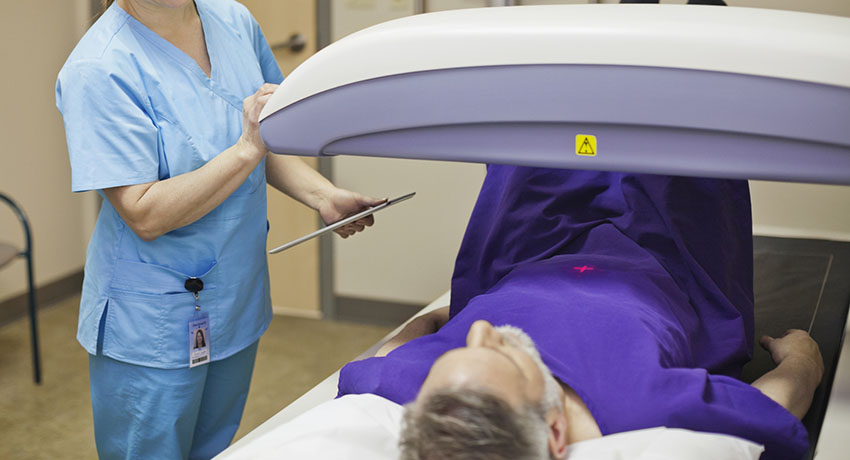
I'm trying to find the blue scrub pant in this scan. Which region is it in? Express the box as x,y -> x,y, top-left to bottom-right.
88,341 -> 259,460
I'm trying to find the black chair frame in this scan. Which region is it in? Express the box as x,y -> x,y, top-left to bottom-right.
0,193 -> 41,384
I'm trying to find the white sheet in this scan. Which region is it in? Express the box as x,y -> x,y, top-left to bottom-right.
222,393 -> 764,460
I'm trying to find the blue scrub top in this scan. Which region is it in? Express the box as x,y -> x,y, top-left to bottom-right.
56,0 -> 284,368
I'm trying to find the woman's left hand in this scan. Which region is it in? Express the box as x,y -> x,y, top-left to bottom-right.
318,188 -> 386,238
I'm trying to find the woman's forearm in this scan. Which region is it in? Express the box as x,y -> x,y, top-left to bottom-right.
265,153 -> 335,211
104,83 -> 279,242
103,141 -> 264,241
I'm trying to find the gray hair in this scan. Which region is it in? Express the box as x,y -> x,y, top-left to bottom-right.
399,388 -> 553,460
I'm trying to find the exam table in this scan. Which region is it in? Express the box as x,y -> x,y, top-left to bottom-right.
221,4 -> 850,459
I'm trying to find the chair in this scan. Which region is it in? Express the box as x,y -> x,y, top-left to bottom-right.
0,193 -> 41,384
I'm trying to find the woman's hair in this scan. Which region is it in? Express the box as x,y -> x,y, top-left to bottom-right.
399,388 -> 552,460
94,0 -> 115,22
195,330 -> 206,347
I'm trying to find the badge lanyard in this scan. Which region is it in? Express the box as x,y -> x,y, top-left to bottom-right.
186,277 -> 210,368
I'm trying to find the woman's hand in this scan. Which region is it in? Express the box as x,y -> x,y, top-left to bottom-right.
317,188 -> 386,238
237,83 -> 278,162
103,84 -> 283,241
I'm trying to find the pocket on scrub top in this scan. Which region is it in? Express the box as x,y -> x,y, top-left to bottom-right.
103,259 -> 218,368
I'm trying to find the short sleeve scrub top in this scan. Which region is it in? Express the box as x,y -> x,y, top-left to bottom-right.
56,0 -> 284,368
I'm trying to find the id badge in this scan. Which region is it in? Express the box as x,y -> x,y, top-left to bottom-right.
189,312 -> 211,368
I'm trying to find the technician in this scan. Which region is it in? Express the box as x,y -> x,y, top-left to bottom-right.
56,1 -> 381,458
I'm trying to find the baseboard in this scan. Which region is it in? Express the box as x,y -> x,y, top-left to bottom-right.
335,296 -> 423,327
0,269 -> 84,327
753,225 -> 850,243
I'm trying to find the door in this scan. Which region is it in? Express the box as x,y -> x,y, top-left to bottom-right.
240,0 -> 321,317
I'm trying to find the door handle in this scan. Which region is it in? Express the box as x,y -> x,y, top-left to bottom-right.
272,33 -> 307,53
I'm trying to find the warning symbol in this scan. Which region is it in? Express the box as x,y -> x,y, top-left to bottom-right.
576,135 -> 597,156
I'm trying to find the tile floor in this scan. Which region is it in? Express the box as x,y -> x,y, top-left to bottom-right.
0,295 -> 392,459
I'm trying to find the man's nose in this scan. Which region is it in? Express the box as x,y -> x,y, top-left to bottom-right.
467,320 -> 503,348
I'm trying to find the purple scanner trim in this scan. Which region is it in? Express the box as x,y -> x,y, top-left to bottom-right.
260,64 -> 850,185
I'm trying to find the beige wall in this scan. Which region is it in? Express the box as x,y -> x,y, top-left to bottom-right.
0,1 -> 93,304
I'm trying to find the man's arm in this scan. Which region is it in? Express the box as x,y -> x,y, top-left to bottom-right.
375,306 -> 450,357
751,329 -> 824,419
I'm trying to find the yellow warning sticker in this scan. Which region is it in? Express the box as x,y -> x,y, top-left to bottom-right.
576,135 -> 597,157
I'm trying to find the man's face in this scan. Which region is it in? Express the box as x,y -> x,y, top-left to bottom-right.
418,320 -> 563,411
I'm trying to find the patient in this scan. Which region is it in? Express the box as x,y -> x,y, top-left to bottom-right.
337,166 -> 823,460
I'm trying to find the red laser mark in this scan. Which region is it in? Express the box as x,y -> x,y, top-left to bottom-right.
573,265 -> 595,273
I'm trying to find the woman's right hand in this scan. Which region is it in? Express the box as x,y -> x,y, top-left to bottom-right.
238,83 -> 278,162
103,83 -> 281,241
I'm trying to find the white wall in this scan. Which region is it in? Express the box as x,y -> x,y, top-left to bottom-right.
333,158 -> 485,304
331,0 -> 487,305
331,0 -> 415,40
597,0 -> 850,12
535,3 -> 850,244
330,0 -> 597,306
733,0 -> 850,241
0,0 -> 94,304
751,182 -> 850,242
725,0 -> 850,16
426,0 -> 488,10
572,0 -> 850,243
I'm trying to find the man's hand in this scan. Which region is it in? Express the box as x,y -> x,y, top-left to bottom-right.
752,329 -> 824,419
375,306 -> 451,357
317,189 -> 386,238
760,329 -> 824,380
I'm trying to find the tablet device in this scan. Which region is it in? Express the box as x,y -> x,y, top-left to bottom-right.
268,192 -> 415,254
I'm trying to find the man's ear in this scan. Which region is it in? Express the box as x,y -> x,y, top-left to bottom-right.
546,409 -> 569,459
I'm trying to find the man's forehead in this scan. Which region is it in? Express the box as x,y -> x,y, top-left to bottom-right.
420,347 -> 527,404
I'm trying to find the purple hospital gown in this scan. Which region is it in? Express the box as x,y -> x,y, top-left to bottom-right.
338,166 -> 808,460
